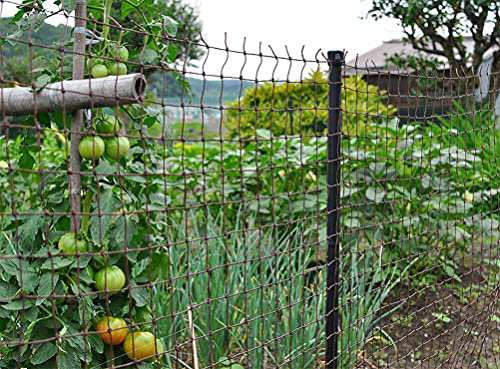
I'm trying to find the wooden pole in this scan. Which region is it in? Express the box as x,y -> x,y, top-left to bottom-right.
70,0 -> 87,232
0,74 -> 146,116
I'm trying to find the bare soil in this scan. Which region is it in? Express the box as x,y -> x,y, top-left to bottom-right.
360,270 -> 499,369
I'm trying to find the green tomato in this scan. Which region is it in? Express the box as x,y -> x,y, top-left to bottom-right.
113,46 -> 129,62
58,233 -> 87,254
79,136 -> 105,160
95,266 -> 126,293
96,116 -> 121,134
108,62 -> 127,76
106,136 -> 130,160
123,332 -> 163,361
86,58 -> 102,71
91,64 -> 108,78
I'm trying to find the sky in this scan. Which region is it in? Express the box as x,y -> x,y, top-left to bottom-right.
0,0 -> 403,79
185,0 -> 400,58
183,0 -> 402,79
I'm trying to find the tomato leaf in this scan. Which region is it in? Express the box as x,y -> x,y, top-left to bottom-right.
121,0 -> 142,18
20,214 -> 43,244
31,342 -> 57,365
2,298 -> 35,310
36,272 -> 59,305
130,283 -> 149,307
162,15 -> 178,36
0,259 -> 38,292
90,189 -> 115,244
88,331 -> 104,354
41,256 -> 74,270
0,281 -> 17,299
56,345 -> 80,369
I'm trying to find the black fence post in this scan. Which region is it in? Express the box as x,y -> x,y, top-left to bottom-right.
326,50 -> 344,369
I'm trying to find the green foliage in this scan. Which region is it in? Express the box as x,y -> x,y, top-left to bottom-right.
1,94 -> 499,367
224,71 -> 396,138
1,1 -> 498,367
385,53 -> 444,71
109,0 -> 204,63
167,109 -> 500,287
153,212 -> 404,369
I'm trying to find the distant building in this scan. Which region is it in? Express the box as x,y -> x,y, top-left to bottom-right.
346,38 -> 500,121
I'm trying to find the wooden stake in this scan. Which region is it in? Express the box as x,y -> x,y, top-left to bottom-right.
70,0 -> 87,232
187,306 -> 200,369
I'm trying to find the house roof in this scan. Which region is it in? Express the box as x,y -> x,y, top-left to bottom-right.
345,37 -> 496,75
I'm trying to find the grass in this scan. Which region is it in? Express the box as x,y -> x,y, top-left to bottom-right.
148,211 -> 410,369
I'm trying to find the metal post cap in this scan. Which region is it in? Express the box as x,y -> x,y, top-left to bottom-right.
328,51 -> 344,66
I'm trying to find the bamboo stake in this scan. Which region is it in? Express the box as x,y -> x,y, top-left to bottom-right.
0,74 -> 146,116
70,0 -> 87,232
187,306 -> 200,369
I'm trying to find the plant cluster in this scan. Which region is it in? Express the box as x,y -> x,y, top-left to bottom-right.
88,45 -> 130,78
224,71 -> 397,138
78,115 -> 130,161
1,98 -> 498,368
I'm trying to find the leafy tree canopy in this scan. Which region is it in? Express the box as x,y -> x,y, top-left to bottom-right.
368,0 -> 499,74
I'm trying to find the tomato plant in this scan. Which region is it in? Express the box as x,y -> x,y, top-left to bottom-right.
0,1 -> 181,368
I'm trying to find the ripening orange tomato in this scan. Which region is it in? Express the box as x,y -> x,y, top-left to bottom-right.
95,316 -> 129,345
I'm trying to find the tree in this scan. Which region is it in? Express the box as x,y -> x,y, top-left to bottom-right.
368,0 -> 499,101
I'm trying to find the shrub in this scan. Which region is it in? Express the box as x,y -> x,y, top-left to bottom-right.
224,71 -> 396,138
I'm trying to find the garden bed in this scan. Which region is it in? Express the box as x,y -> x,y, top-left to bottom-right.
363,268 -> 499,369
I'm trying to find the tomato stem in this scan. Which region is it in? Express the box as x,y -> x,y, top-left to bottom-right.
102,0 -> 113,42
